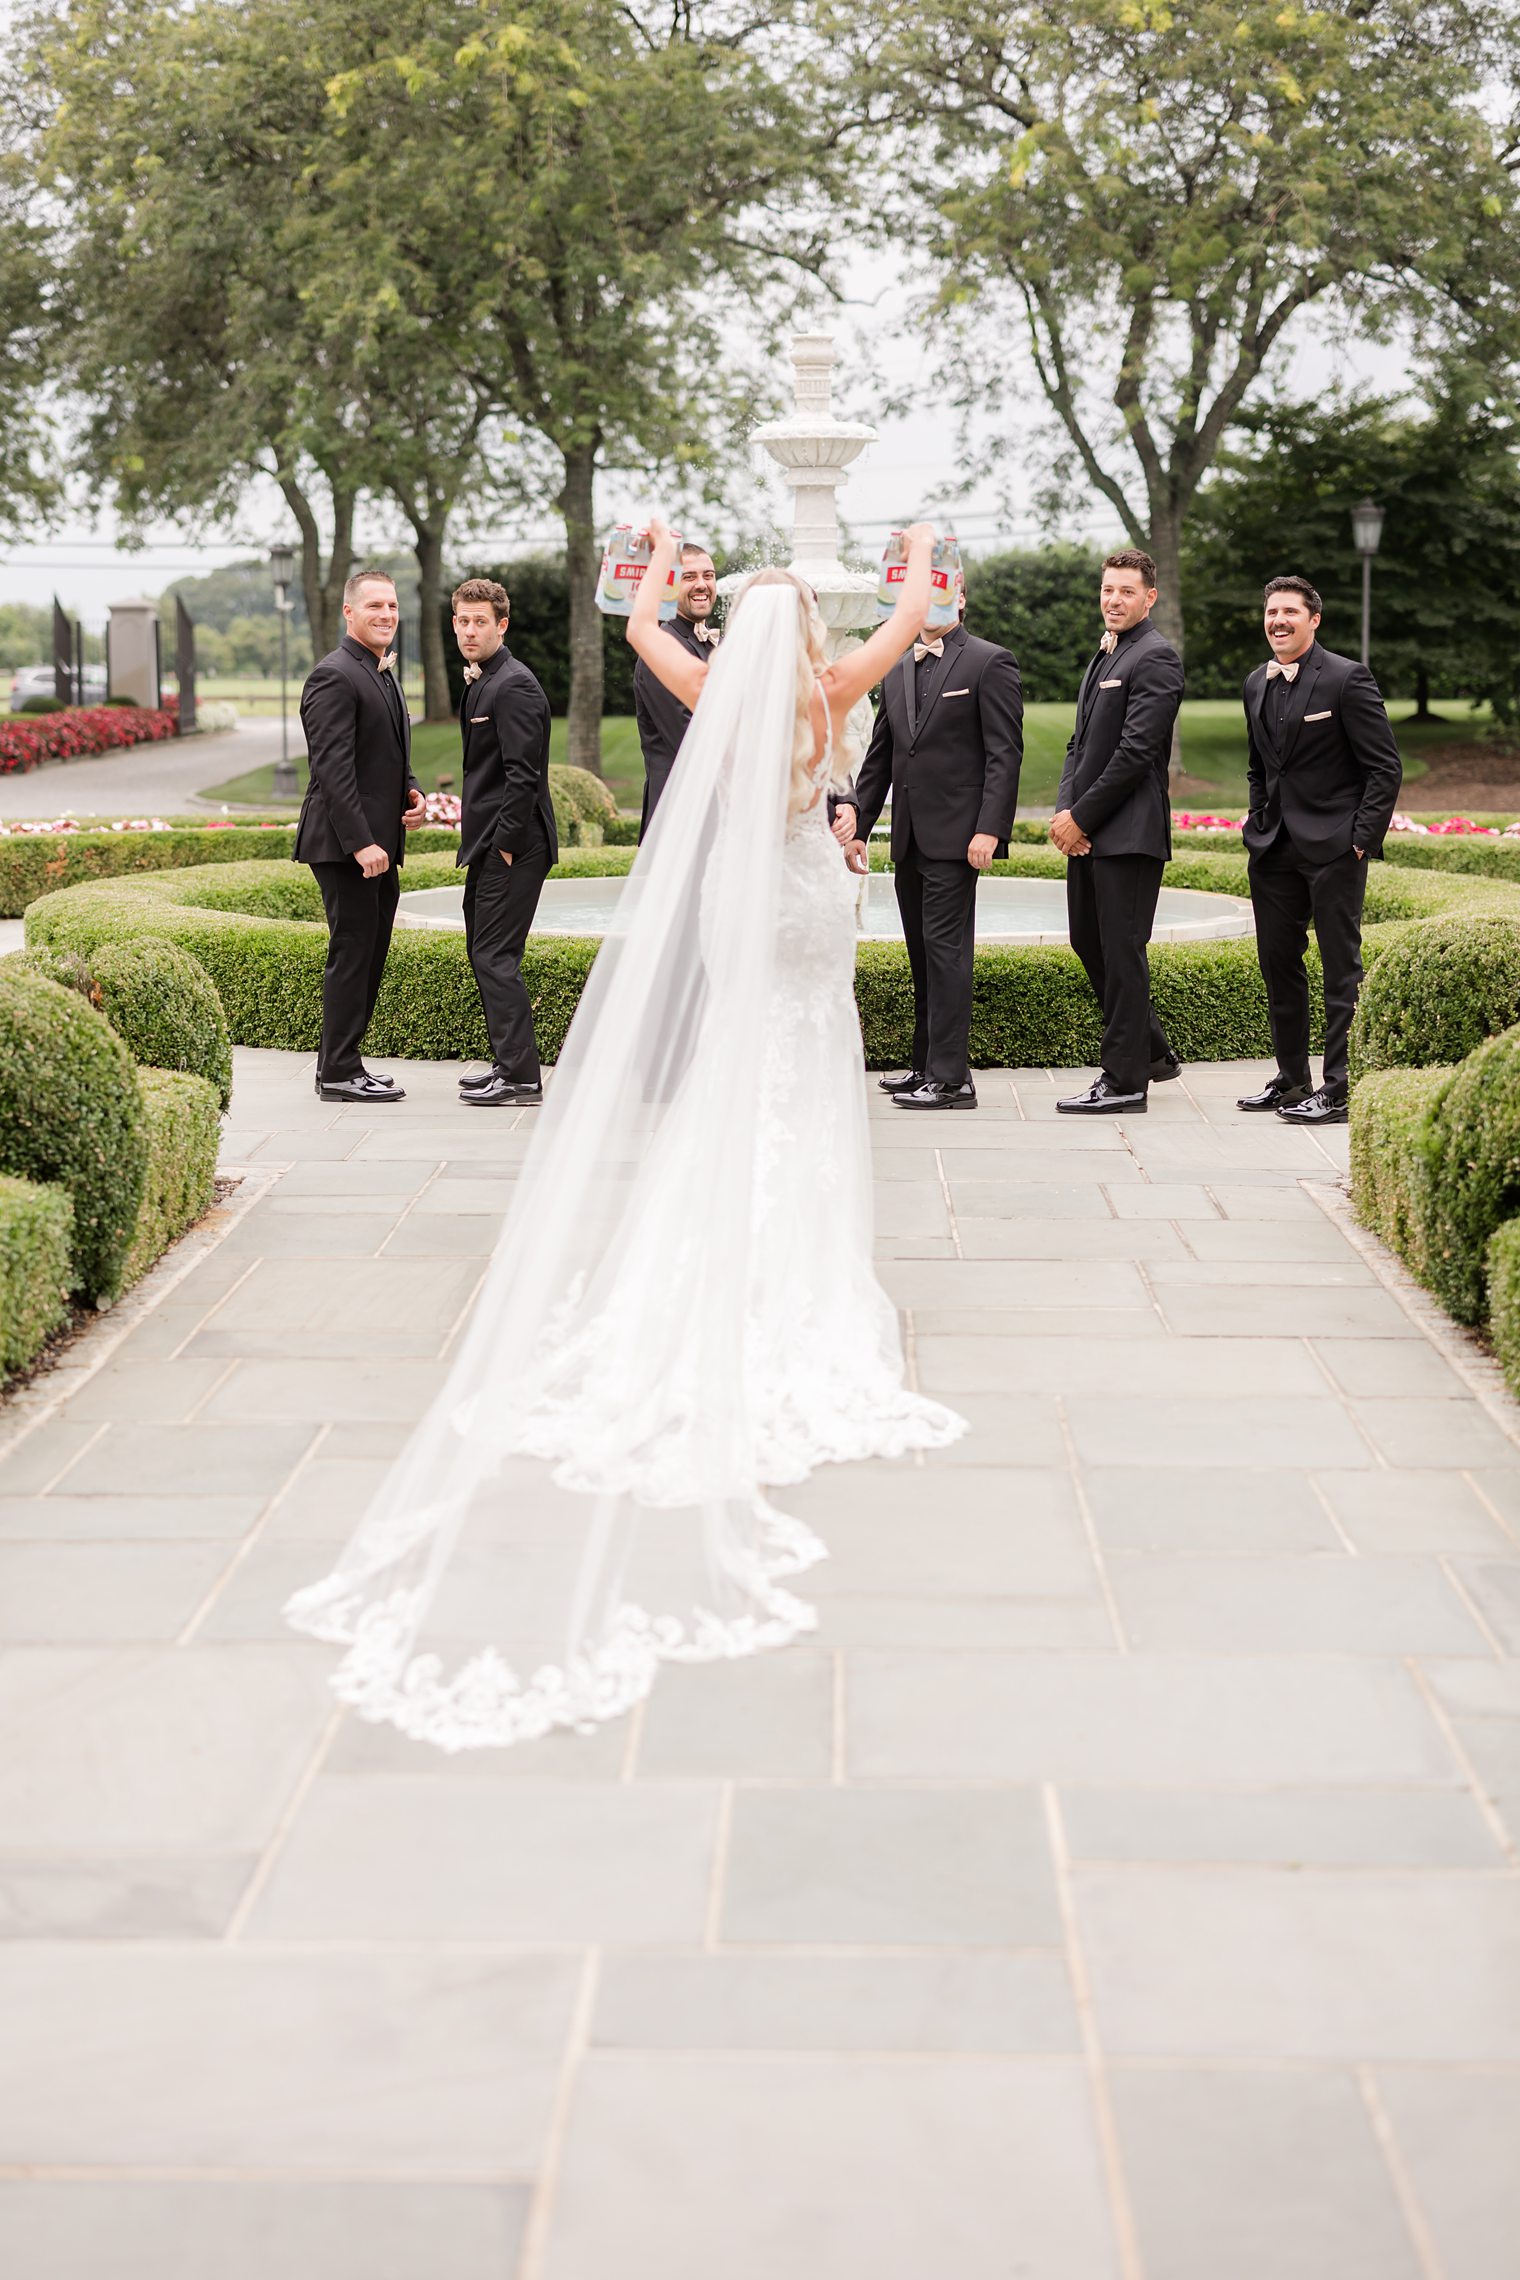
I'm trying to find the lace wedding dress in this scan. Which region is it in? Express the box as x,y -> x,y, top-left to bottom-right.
286,586 -> 962,1747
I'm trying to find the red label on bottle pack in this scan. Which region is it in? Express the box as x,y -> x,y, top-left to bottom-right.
614,561 -> 646,581
885,564 -> 907,585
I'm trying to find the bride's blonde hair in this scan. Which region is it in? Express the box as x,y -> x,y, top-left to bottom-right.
726,567 -> 836,813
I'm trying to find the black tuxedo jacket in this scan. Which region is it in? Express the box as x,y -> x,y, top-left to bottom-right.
456,643 -> 558,869
1242,643 -> 1402,865
633,616 -> 710,779
1056,621 -> 1184,861
849,625 -> 1022,862
294,636 -> 421,867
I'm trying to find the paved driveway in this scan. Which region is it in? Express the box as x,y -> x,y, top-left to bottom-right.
0,1051 -> 1516,2278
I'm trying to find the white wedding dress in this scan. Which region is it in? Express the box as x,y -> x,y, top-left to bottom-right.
286,585 -> 963,1746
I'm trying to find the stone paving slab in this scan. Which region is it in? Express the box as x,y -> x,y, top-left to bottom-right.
0,1047 -> 1516,2276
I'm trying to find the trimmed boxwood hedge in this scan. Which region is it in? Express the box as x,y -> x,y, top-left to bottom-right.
1347,1064 -> 1451,1288
0,962 -> 148,1304
1485,1217 -> 1520,1396
19,937 -> 233,1112
121,1068 -> 221,1292
1349,915 -> 1520,1083
1414,1025 -> 1520,1327
28,845 -> 1520,1072
0,1174 -> 73,1379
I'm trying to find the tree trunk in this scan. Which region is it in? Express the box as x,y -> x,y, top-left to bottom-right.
411,517 -> 453,720
1146,509 -> 1186,785
1414,661 -> 1432,722
560,440 -> 604,776
280,474 -> 354,659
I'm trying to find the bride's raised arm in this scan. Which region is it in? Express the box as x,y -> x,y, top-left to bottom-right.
624,516 -> 708,711
818,523 -> 936,724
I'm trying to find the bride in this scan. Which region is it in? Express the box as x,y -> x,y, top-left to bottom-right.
285,519 -> 964,1747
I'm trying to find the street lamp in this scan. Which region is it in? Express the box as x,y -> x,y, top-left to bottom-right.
269,542 -> 297,800
1350,497 -> 1384,671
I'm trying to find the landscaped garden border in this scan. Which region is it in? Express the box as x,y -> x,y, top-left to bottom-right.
24,844 -> 1520,1071
0,762 -> 623,913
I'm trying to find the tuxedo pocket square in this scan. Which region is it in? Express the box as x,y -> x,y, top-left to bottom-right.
1099,677 -> 1123,689
940,687 -> 971,699
1304,709 -> 1332,722
470,714 -> 490,723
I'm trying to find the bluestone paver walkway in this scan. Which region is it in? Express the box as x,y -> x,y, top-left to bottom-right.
1,1048 -> 1517,2279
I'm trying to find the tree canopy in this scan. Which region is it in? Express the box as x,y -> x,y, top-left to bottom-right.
841,0 -> 1520,679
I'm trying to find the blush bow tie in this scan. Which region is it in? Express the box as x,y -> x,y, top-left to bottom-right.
378,651 -> 398,675
462,662 -> 483,683
1098,629 -> 1118,654
691,621 -> 719,645
1265,658 -> 1300,682
913,638 -> 945,663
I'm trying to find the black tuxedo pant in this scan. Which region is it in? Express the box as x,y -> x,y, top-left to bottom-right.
1248,839 -> 1367,1095
638,753 -> 675,843
894,839 -> 979,1085
310,859 -> 400,1082
1066,853 -> 1171,1093
463,832 -> 552,1081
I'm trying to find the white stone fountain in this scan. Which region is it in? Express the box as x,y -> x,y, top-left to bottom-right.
721,332 -> 881,765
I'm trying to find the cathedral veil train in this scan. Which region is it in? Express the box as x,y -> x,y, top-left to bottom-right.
285,530 -> 964,1747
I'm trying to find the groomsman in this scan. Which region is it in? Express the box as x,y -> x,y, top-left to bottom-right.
295,568 -> 425,1102
632,541 -> 719,839
1050,549 -> 1185,1114
841,597 -> 1023,1110
1238,575 -> 1402,1126
451,578 -> 558,1106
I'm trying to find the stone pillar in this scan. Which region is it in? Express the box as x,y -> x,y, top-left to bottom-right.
107,596 -> 162,709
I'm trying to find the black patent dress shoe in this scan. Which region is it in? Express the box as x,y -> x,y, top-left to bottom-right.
893,1080 -> 978,1111
317,1074 -> 405,1103
1057,1074 -> 1147,1115
1276,1085 -> 1348,1127
1150,1054 -> 1183,1083
1238,1071 -> 1312,1113
458,1066 -> 505,1093
462,1074 -> 542,1108
878,1069 -> 926,1094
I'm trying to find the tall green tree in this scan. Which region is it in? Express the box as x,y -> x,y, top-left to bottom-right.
0,121 -> 57,531
1181,395 -> 1520,720
842,0 -> 1518,690
318,0 -> 839,765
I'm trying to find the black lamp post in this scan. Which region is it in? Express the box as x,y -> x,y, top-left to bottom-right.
1350,498 -> 1384,671
270,542 -> 297,799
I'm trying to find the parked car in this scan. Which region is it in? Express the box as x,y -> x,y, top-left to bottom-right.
9,662 -> 107,711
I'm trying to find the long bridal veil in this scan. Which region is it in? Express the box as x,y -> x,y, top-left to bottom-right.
285,586 -> 837,1747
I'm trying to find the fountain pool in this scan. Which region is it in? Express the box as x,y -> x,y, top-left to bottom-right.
396,873 -> 1253,947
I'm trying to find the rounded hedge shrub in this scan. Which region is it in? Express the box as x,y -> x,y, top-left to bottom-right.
1348,914 -> 1520,1083
91,937 -> 232,1110
18,694 -> 66,716
17,937 -> 233,1110
1416,1024 -> 1520,1326
0,1173 -> 73,1378
1485,1217 -> 1520,1398
1347,1063 -> 1451,1286
0,962 -> 147,1304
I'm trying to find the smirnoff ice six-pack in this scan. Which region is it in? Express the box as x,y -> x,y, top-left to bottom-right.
594,526 -> 680,618
875,531 -> 963,630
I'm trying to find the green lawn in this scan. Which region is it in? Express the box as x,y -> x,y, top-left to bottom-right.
201,715 -> 646,809
200,699 -> 1482,813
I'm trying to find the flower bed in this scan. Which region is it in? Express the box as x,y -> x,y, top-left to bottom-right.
0,702 -> 180,775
